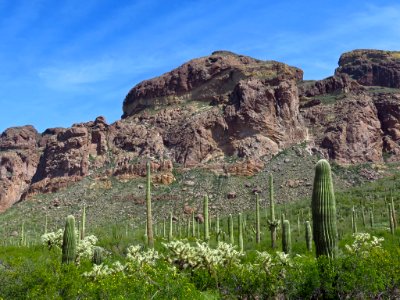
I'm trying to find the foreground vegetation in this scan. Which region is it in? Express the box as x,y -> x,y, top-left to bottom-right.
1,159 -> 400,299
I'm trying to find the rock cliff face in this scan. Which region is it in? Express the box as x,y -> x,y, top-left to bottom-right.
1,49 -> 400,211
335,49 -> 400,88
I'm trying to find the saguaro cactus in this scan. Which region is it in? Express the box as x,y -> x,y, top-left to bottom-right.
282,220 -> 291,254
228,214 -> 234,245
391,197 -> 397,229
62,215 -> 77,264
369,208 -> 374,228
92,246 -> 103,265
305,220 -> 312,252
311,159 -> 338,258
192,212 -> 196,237
388,204 -> 395,235
352,206 -> 357,234
238,213 -> 243,252
146,161 -> 154,248
168,212 -> 173,242
256,194 -> 261,244
81,204 -> 86,240
216,214 -> 220,243
268,174 -> 279,248
204,195 -> 210,242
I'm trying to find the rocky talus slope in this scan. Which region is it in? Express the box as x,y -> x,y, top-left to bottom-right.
1,49 -> 400,212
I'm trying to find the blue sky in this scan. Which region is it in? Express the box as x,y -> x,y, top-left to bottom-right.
1,0 -> 400,133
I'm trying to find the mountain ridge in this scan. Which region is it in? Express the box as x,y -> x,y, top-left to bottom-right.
1,49 -> 400,212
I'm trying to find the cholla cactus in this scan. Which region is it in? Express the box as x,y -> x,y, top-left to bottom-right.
345,233 -> 384,256
126,245 -> 161,268
42,228 -> 99,264
83,261 -> 125,281
41,229 -> 63,249
76,235 -> 99,263
163,240 -> 242,273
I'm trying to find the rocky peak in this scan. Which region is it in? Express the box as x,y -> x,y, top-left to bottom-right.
335,49 -> 400,88
122,51 -> 303,117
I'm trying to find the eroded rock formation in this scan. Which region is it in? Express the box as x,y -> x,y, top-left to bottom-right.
2,49 -> 400,211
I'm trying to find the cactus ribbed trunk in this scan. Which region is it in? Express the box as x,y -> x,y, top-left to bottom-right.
62,215 -> 77,264
391,198 -> 397,229
282,220 -> 291,254
311,159 -> 338,258
256,194 -> 260,244
168,212 -> 173,241
369,208 -> 374,228
238,213 -> 243,252
92,246 -> 103,265
229,214 -> 234,245
163,218 -> 166,238
388,204 -> 395,235
146,161 -> 154,248
187,218 -> 190,238
192,212 -> 196,237
20,222 -> 25,246
361,206 -> 366,228
268,174 -> 278,249
352,206 -> 357,234
44,214 -> 48,234
81,204 -> 86,240
305,220 -> 312,252
216,214 -> 220,243
204,196 -> 209,242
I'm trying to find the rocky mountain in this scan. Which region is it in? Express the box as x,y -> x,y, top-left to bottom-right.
1,49 -> 400,212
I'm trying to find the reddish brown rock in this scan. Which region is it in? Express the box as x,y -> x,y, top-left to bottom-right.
299,74 -> 363,97
0,126 -> 40,212
302,94 -> 383,164
335,49 -> 400,88
122,50 -> 303,117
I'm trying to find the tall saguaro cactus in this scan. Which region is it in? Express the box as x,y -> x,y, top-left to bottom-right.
391,197 -> 397,229
352,206 -> 357,234
256,194 -> 261,244
81,204 -> 86,240
228,214 -> 234,245
62,215 -> 77,264
191,212 -> 195,237
282,219 -> 291,254
203,195 -> 210,242
168,212 -> 173,242
238,213 -> 243,252
311,159 -> 338,258
146,161 -> 154,247
305,220 -> 312,252
216,214 -> 220,243
268,174 -> 279,248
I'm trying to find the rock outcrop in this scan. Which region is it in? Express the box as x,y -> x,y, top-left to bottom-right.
122,50 -> 303,117
335,49 -> 400,88
2,49 -> 400,212
0,126 -> 41,211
